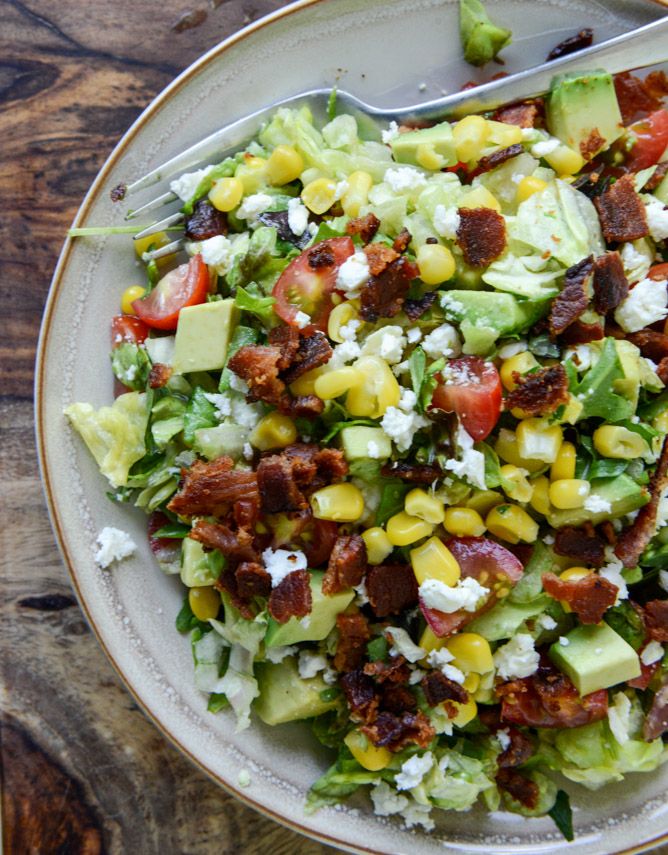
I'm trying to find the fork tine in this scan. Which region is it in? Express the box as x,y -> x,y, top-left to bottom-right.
142,238 -> 184,262
134,212 -> 184,240
125,190 -> 177,221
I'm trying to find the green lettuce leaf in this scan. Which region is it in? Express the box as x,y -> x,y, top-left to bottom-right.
570,338 -> 635,422
110,343 -> 150,391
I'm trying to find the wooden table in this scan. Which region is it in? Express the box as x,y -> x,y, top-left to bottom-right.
1,1 -> 337,851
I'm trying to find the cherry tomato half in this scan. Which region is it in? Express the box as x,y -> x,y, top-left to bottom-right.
625,109 -> 668,171
110,314 -> 149,348
430,356 -> 502,441
272,237 -> 355,333
132,254 -> 209,330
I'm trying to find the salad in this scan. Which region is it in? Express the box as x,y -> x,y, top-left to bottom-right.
65,63 -> 668,839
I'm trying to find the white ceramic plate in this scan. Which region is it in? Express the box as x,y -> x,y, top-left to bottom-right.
37,1 -> 668,852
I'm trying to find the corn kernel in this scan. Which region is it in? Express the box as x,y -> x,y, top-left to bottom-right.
344,730 -> 391,771
444,633 -> 494,674
486,120 -> 524,147
302,177 -> 338,214
416,243 -> 456,286
249,412 -> 297,451
494,429 -> 544,473
500,465 -> 533,504
465,490 -> 503,516
188,586 -> 221,621
362,527 -> 393,565
516,175 -> 548,203
419,625 -> 447,655
327,301 -> 359,343
208,177 -> 244,212
266,145 -> 304,186
486,504 -> 539,544
340,170 -> 373,217
314,366 -> 363,400
529,475 -> 552,516
549,478 -> 590,510
500,351 -> 539,391
459,186 -> 501,213
517,418 -> 563,464
311,483 -> 365,522
593,425 -> 650,459
416,143 -> 447,170
346,356 -> 400,418
453,115 -> 490,163
387,512 -> 434,547
450,697 -> 478,727
405,489 -> 445,524
544,144 -> 585,175
120,285 -> 146,315
463,672 -> 481,693
443,507 -> 486,537
235,155 -> 268,193
134,231 -> 169,258
559,566 -> 593,612
550,441 -> 576,481
410,536 -> 461,585
289,365 -> 328,396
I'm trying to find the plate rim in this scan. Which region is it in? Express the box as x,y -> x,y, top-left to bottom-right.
34,1 -> 668,851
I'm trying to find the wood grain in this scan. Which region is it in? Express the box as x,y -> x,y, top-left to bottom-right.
0,1 -> 338,852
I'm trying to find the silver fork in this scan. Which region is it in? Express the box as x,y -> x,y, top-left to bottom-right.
124,16 -> 668,261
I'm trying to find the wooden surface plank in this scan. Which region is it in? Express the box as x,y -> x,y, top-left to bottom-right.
0,1 -> 338,851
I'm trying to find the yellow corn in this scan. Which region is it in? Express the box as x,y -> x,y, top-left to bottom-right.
450,697 -> 478,727
465,490 -> 503,516
500,465 -> 533,504
463,672 -> 481,693
417,243 -> 456,286
134,231 -> 169,258
494,429 -> 544,473
235,155 -> 268,193
208,177 -> 244,212
410,536 -> 461,585
500,351 -> 539,391
289,365 -> 328,396
314,367 -> 363,400
444,633 -> 494,674
544,144 -> 585,175
453,115 -> 490,163
346,356 -> 400,418
486,504 -> 539,544
442,506 -> 486,537
551,441 -> 576,481
327,301 -> 359,343
188,586 -> 221,621
340,170 -> 373,218
302,177 -> 338,214
405,489 -> 445,524
362,527 -> 394,565
459,186 -> 502,213
516,418 -> 563,464
516,175 -> 548,203
559,566 -> 593,613
419,625 -> 447,655
266,145 -> 304,185
387,512 -> 434,547
120,285 -> 146,315
249,412 -> 297,451
593,425 -> 650,459
549,479 -> 590,510
529,475 -> 552,516
344,730 -> 391,771
311,483 -> 365,522
486,120 -> 524,147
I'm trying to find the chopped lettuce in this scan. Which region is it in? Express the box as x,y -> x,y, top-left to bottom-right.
569,337 -> 635,422
482,251 -> 563,299
110,343 -> 150,391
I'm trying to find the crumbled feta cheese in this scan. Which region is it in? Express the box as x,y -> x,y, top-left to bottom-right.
531,138 -> 560,157
334,180 -> 349,201
607,691 -> 632,746
564,343 -> 595,372
409,667 -> 426,685
370,781 -> 409,815
427,648 -> 465,684
407,327 -> 423,344
231,397 -> 263,429
401,799 -> 435,831
584,495 -> 612,514
242,442 -> 254,462
329,340 -> 362,368
204,392 -> 232,418
558,636 -> 570,647
444,422 -> 486,490
298,650 -> 328,679
261,547 -> 307,587
538,614 -> 558,631
620,240 -> 649,274
496,729 -> 512,751
335,251 -> 370,298
645,196 -> 668,242
367,440 -> 382,459
237,192 -> 273,220
238,769 -> 251,788
228,373 -> 249,394
600,554 -> 629,602
419,576 -> 490,614
497,340 -> 527,360
294,310 -> 311,329
494,634 -> 540,680
381,121 -> 400,144
380,406 -> 429,452
385,627 -> 426,663
265,645 -> 298,663
422,323 -> 461,358
656,488 -> 668,532
95,527 -> 136,569
660,570 -> 668,592
392,359 -> 410,377
353,580 -> 369,606
614,277 -> 668,333
287,197 -> 309,236
641,640 -> 664,666
200,234 -> 234,270
433,205 -> 461,240
398,387 -> 417,412
395,751 -> 434,791
384,166 -> 428,194
441,292 -> 464,315
339,319 -> 361,341
361,325 -> 406,364
145,335 -> 175,366
170,165 -> 214,202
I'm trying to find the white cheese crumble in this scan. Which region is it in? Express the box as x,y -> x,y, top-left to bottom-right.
583,495 -> 612,514
538,614 -> 558,631
641,640 -> 665,666
531,138 -> 561,157
381,121 -> 400,144
607,691 -> 632,746
287,197 -> 309,236
329,340 -> 362,368
660,569 -> 668,593
401,799 -> 435,831
298,650 -> 328,679
385,627 -> 426,663
339,319 -> 361,341
497,340 -> 527,360
335,250 -> 370,298
242,442 -> 254,462
621,240 -> 649,274
558,636 -> 570,647
645,196 -> 668,242
444,422 -> 486,490
94,527 -> 136,569
600,553 -> 629,602
236,192 -> 273,220
427,648 -> 465,684
370,781 -> 409,815
384,166 -> 428,194
294,310 -> 311,329
395,751 -> 434,791
398,387 -> 418,412
409,667 -> 426,685
496,728 -> 512,751
228,373 -> 249,394
564,343 -> 595,372
353,579 -> 369,606
421,322 -> 461,358
406,327 -> 423,344
419,576 -> 489,614
367,440 -> 382,459
614,277 -> 668,333
199,234 -> 233,270
361,325 -> 407,364
264,645 -> 298,663
493,634 -> 540,680
433,204 -> 461,240
169,165 -> 214,202
260,547 -> 307,587
380,406 -> 429,453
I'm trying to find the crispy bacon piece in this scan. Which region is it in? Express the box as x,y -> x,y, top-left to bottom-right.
334,613 -> 370,672
381,684 -> 418,715
491,100 -> 541,128
559,318 -> 605,345
281,331 -> 333,385
628,654 -> 661,690
549,255 -> 593,336
456,207 -> 506,267
496,768 -> 539,810
366,564 -> 419,617
148,363 -> 172,389
234,497 -> 259,529
658,358 -> 668,386
167,457 -> 258,517
235,561 -> 272,599
364,243 -> 399,276
322,534 -> 367,595
392,228 -> 412,254
258,210 -> 311,249
283,443 -> 348,489
361,710 -> 435,751
380,461 -> 442,484
360,256 -> 417,322
627,330 -> 668,363
256,455 -> 307,514
184,200 -> 227,241
421,672 -> 469,706
341,669 -> 378,722
614,71 -> 666,125
307,243 -> 335,268
267,569 -> 312,623
542,572 -> 618,624
268,324 -> 300,370
497,728 -> 535,769
215,567 -> 254,619
346,212 -> 381,244
553,524 -> 606,568
228,344 -> 286,405
403,291 -> 437,321
364,656 -> 411,685
472,144 -> 524,177
593,252 -> 629,314
644,681 -> 668,741
594,174 -> 649,243
257,444 -> 348,514
615,436 -> 668,567
505,364 -> 569,416
189,520 -> 258,562
643,600 -> 668,643
646,161 -> 668,192
279,394 -> 325,420
547,27 -> 592,61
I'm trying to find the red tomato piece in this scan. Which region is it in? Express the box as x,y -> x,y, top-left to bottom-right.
430,356 -> 502,441
111,314 -> 149,348
132,254 -> 209,330
627,651 -> 661,690
272,237 -> 355,333
625,109 -> 668,171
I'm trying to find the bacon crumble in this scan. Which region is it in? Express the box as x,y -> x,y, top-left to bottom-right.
228,344 -> 286,405
360,256 -> 417,322
346,212 -> 381,244
592,251 -> 629,314
189,520 -> 258,563
148,363 -> 173,389
167,456 -> 258,518
546,28 -> 592,61
333,613 -> 371,672
505,364 -> 569,416
643,600 -> 668,643
403,291 -> 437,321
280,331 -> 333,385
322,534 -> 367,595
235,561 -> 272,599
421,671 -> 469,706
361,710 -> 435,751
184,199 -> 227,241
542,572 -> 618,624
553,524 -> 606,568
491,100 -> 541,128
380,461 -> 443,483
456,207 -> 507,267
549,255 -> 593,336
267,569 -> 312,623
366,564 -> 419,617
496,768 -> 539,810
471,144 -> 524,177
594,174 -> 649,243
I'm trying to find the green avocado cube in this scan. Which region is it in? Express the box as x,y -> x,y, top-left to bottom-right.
390,122 -> 457,170
172,298 -> 239,375
549,622 -> 640,696
340,426 -> 392,461
546,473 -> 648,529
254,658 -> 339,725
180,538 -> 221,588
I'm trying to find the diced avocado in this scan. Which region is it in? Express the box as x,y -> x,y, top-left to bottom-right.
340,426 -> 391,461
254,658 -> 339,725
172,298 -> 239,375
390,122 -> 457,170
549,623 -> 640,696
655,173 -> 668,205
613,339 -> 641,410
264,570 -> 354,647
180,537 -> 223,587
459,0 -> 512,68
467,595 -> 551,641
546,71 -> 624,161
546,473 -> 649,529
194,423 -> 249,460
